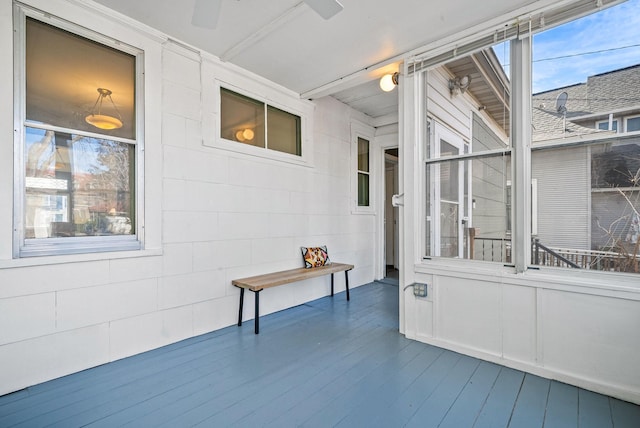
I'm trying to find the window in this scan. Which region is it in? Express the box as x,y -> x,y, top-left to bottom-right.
529,2 -> 639,275
415,0 -> 637,275
626,116 -> 640,132
425,123 -> 511,262
15,14 -> 142,257
220,88 -> 301,156
423,48 -> 511,263
596,119 -> 618,132
357,137 -> 370,207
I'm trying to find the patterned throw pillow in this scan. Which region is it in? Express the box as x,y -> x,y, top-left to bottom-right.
301,246 -> 331,268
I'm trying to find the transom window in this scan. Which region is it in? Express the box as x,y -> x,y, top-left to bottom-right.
15,13 -> 142,257
220,88 -> 301,156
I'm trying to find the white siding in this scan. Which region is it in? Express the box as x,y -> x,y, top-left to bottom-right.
427,68 -> 472,138
532,146 -> 590,249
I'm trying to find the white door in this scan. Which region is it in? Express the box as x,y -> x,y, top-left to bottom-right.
429,123 -> 466,258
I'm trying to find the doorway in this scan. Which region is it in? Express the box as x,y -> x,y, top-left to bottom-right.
427,122 -> 469,258
384,148 -> 399,284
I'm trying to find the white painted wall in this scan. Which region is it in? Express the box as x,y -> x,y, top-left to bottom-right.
402,66 -> 640,405
0,0 -> 375,396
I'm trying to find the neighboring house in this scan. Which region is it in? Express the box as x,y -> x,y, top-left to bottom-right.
531,65 -> 640,254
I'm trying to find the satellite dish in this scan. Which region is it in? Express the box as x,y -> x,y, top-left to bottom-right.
556,92 -> 568,114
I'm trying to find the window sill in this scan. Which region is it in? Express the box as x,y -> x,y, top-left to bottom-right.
0,248 -> 162,270
203,137 -> 313,168
415,259 -> 640,298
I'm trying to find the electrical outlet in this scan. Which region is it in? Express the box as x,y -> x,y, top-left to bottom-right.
413,283 -> 428,297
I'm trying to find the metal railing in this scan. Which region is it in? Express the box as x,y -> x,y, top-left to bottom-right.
471,236 -> 639,273
471,236 -> 511,263
532,238 -> 580,268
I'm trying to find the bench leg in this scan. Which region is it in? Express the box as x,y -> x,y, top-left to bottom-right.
254,290 -> 261,334
345,270 -> 350,301
331,273 -> 334,296
238,287 -> 244,327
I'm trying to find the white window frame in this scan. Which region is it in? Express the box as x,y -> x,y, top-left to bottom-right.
201,68 -> 314,167
218,86 -> 303,158
595,118 -> 619,132
624,114 -> 640,133
351,121 -> 376,214
13,5 -> 146,258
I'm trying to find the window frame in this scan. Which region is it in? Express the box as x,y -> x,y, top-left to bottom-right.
205,79 -> 312,166
13,5 -> 146,258
403,0 -> 638,291
624,114 -> 640,133
351,121 -> 376,214
596,118 -> 619,132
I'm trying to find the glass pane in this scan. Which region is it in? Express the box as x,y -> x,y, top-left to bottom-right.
358,137 -> 369,172
25,127 -> 135,239
531,0 -> 640,275
267,105 -> 301,155
220,88 -> 265,148
470,155 -> 511,263
440,159 -> 458,203
358,172 -> 369,206
532,141 -> 640,273
627,117 -> 640,132
598,120 -> 618,132
425,153 -> 510,261
26,18 -> 136,140
440,201 -> 459,257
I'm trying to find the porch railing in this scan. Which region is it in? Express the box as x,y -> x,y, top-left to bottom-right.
471,235 -> 639,273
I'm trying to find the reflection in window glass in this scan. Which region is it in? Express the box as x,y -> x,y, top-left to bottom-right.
220,88 -> 265,148
267,105 -> 301,155
24,127 -> 135,239
26,18 -> 136,140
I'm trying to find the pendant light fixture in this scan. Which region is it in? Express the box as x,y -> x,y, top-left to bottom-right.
85,88 -> 123,130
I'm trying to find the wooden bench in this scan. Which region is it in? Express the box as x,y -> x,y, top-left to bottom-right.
232,262 -> 354,334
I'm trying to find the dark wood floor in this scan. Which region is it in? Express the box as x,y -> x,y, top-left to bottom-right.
1,280 -> 638,427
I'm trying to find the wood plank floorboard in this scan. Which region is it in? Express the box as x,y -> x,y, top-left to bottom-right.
0,281 -> 638,427
471,367 -> 525,428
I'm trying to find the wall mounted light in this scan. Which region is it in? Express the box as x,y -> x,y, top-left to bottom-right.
85,88 -> 123,130
235,128 -> 255,142
379,72 -> 399,92
448,75 -> 471,96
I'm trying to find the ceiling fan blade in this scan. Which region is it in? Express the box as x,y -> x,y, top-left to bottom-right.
304,0 -> 344,20
192,0 -> 223,29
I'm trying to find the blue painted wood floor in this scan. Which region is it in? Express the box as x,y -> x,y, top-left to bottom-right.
1,281 -> 639,427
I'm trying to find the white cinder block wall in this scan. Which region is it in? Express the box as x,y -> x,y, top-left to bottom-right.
0,0 -> 375,396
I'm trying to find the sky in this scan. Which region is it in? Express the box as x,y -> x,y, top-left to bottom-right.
493,0 -> 640,93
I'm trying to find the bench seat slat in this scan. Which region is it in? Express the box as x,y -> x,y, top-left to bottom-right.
232,263 -> 353,291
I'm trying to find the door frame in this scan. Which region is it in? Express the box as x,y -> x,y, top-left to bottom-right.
429,122 -> 467,258
375,135 -> 399,280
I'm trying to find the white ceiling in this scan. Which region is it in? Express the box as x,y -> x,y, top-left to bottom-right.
91,0 -> 543,120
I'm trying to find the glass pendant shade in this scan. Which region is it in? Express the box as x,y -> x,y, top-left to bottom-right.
85,88 -> 123,130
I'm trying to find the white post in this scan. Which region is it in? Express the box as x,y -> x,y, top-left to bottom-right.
511,36 -> 532,273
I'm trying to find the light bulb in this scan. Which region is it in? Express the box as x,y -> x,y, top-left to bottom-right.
380,73 -> 397,92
